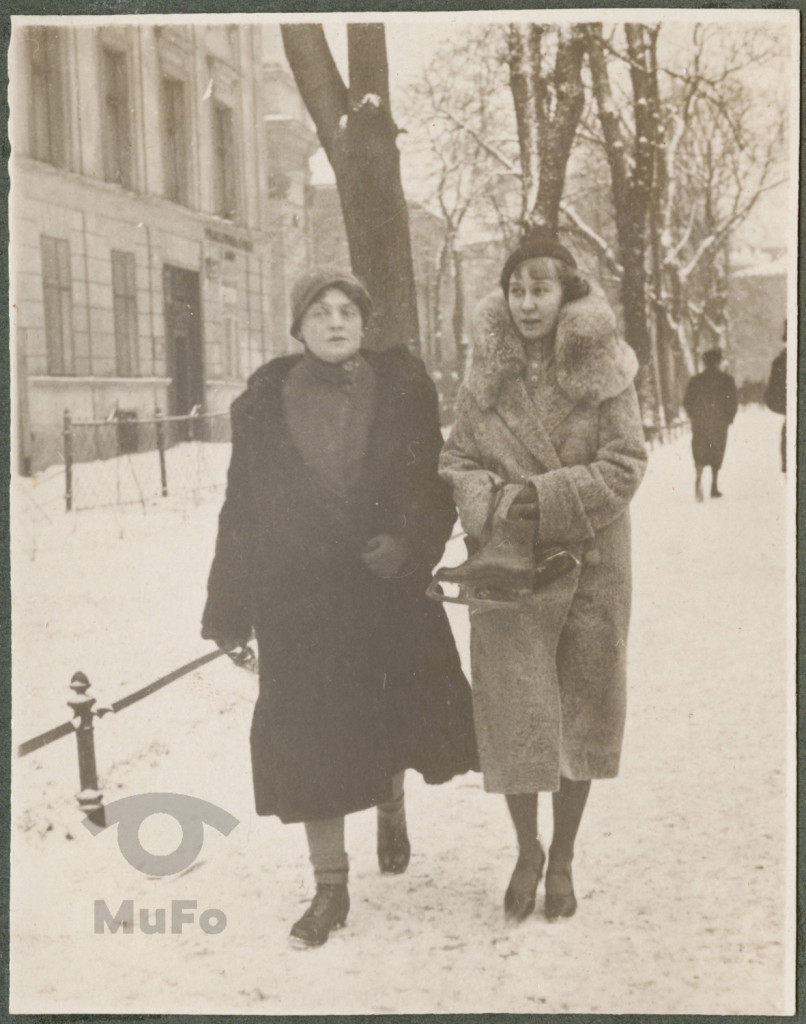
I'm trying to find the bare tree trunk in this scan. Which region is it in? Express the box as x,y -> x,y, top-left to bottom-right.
507,25 -> 538,226
507,24 -> 585,231
432,235 -> 450,366
533,25 -> 586,228
586,24 -> 656,369
282,23 -> 420,352
451,243 -> 465,371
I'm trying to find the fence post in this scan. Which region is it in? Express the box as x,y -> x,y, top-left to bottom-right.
63,409 -> 73,512
155,407 -> 168,497
66,672 -> 105,828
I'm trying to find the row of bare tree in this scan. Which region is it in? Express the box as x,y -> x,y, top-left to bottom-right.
282,21 -> 788,425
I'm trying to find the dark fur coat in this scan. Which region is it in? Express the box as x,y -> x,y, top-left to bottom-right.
203,347 -> 477,823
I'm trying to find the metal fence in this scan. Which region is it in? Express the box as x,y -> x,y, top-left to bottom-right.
643,419 -> 690,449
53,404 -> 687,512
62,408 -> 231,511
16,646 -> 256,827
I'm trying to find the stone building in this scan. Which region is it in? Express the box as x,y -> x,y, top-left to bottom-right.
10,21 -> 317,473
726,254 -> 788,389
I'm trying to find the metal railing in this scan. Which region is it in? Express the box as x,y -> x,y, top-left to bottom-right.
643,418 -> 690,449
16,646 -> 256,827
62,407 -> 231,511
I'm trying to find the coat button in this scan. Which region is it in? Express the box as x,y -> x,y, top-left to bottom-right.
583,547 -> 601,566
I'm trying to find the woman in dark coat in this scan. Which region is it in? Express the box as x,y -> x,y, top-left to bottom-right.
440,231 -> 646,923
683,348 -> 739,500
202,268 -> 477,947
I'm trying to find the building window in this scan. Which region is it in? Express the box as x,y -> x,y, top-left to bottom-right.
111,250 -> 138,376
223,315 -> 240,379
161,76 -> 188,205
41,235 -> 74,375
28,27 -> 66,167
102,47 -> 132,188
212,102 -> 237,219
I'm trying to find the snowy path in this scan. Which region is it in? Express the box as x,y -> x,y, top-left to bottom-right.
10,406 -> 792,1014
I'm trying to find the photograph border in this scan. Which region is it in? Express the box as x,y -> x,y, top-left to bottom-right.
3,0 -> 801,1020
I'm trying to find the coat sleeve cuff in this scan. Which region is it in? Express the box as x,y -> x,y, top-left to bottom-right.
529,471 -> 595,545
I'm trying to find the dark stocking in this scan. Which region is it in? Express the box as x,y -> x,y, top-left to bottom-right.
545,777 -> 591,919
503,794 -> 544,920
549,776 -> 591,867
505,793 -> 539,853
711,468 -> 722,497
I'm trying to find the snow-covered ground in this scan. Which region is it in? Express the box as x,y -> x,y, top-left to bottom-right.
10,406 -> 793,1014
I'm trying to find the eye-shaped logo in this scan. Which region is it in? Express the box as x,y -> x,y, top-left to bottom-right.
83,793 -> 239,876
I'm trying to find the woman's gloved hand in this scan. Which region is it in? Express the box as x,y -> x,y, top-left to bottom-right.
507,483 -> 540,521
361,533 -> 411,578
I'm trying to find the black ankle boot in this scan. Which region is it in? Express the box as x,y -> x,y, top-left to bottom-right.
289,883 -> 350,948
377,812 -> 411,874
504,843 -> 545,921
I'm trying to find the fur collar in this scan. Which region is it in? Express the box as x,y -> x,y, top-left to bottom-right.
464,289 -> 638,410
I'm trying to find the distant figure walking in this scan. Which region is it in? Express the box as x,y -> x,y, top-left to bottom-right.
683,348 -> 738,501
765,327 -> 787,472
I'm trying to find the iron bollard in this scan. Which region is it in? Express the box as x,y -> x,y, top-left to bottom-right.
66,672 -> 106,828
63,409 -> 73,512
155,408 -> 168,497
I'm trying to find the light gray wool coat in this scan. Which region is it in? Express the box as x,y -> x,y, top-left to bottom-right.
439,289 -> 647,793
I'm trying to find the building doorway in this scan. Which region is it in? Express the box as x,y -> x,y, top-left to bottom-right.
163,265 -> 203,423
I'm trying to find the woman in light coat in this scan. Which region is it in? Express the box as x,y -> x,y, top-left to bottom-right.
439,230 -> 647,921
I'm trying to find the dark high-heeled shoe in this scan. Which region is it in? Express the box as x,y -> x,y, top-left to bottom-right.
544,865 -> 577,920
377,813 -> 411,874
289,883 -> 350,948
504,842 -> 546,921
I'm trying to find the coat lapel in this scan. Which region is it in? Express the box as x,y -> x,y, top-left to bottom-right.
532,372 -> 579,439
495,377 -> 565,472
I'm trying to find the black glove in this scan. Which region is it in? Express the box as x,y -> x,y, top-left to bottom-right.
507,483 -> 540,522
202,625 -> 250,652
361,533 -> 412,578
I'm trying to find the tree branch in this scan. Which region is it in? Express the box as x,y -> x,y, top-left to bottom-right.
559,201 -> 623,277
281,24 -> 348,156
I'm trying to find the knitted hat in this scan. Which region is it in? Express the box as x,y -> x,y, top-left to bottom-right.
290,268 -> 373,341
703,347 -> 723,366
500,228 -> 577,298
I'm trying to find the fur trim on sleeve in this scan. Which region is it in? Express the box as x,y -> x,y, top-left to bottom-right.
464,289 -> 638,410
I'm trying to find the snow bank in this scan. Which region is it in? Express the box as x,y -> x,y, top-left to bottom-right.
10,407 -> 792,1014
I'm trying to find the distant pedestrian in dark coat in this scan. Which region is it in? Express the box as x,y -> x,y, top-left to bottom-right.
202,268 -> 477,948
683,348 -> 738,500
765,327 -> 787,472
